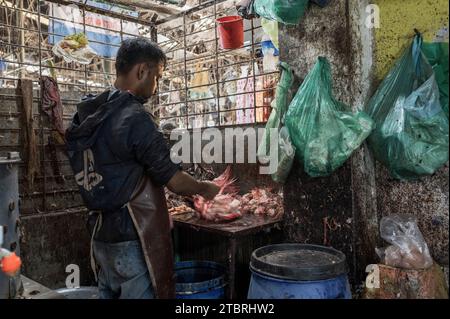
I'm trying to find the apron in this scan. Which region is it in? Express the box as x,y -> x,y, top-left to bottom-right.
90,176 -> 175,299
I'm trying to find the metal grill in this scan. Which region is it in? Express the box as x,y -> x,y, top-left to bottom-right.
0,0 -> 155,92
154,0 -> 279,130
0,0 -> 279,214
0,0 -> 155,214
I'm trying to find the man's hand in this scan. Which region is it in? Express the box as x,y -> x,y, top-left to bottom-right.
167,171 -> 219,199
199,181 -> 220,200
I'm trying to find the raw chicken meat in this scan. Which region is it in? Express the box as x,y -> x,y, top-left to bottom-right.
193,166 -> 242,222
240,187 -> 283,218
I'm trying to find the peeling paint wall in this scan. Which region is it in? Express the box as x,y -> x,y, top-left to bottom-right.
374,0 -> 449,80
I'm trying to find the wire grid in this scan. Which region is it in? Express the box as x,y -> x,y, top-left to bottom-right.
0,0 -> 154,213
154,0 -> 279,130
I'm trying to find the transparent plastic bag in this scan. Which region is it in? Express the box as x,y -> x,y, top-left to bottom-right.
52,33 -> 97,65
376,214 -> 433,270
271,126 -> 295,183
365,34 -> 449,180
285,57 -> 374,177
253,0 -> 309,25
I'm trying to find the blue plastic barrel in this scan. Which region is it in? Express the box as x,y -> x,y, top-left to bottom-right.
175,261 -> 227,299
248,244 -> 352,299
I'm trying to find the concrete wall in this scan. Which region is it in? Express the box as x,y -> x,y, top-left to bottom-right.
279,0 -> 449,290
279,0 -> 377,287
373,0 -> 449,272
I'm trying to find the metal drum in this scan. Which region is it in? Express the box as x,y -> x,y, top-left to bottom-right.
0,152 -> 21,299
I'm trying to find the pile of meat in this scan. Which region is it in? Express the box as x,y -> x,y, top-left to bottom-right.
193,166 -> 242,221
240,188 -> 283,219
167,166 -> 284,223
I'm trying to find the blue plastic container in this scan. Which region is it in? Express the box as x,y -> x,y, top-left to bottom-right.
247,244 -> 352,299
175,261 -> 227,299
261,40 -> 280,56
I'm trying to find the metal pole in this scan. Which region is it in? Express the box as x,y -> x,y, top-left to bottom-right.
183,12 -> 188,129
18,0 -> 25,78
37,0 -> 47,211
213,0 -> 220,126
251,18 -> 257,125
82,6 -> 87,94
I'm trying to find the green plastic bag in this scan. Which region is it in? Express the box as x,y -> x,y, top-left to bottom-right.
253,0 -> 309,25
285,57 -> 374,177
422,42 -> 449,117
365,34 -> 449,180
257,62 -> 295,183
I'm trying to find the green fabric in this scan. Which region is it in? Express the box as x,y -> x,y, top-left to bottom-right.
285,57 -> 374,177
253,0 -> 309,25
365,34 -> 449,180
422,42 -> 449,117
257,62 -> 296,183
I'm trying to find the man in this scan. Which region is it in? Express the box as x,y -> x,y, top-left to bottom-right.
66,38 -> 220,299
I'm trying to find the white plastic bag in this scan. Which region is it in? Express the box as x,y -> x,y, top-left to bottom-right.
376,214 -> 433,270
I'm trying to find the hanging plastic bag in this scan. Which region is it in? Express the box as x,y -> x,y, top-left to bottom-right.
52,33 -> 97,65
422,42 -> 449,117
271,126 -> 295,183
258,62 -> 294,183
376,214 -> 433,270
365,34 -> 449,180
285,57 -> 374,177
236,0 -> 258,19
253,0 -> 309,25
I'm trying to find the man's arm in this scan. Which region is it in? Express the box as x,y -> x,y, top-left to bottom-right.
129,111 -> 219,200
166,171 -> 220,200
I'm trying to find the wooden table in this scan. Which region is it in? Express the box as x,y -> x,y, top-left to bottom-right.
172,213 -> 283,299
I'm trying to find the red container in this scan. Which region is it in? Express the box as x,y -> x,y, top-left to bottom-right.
216,16 -> 244,49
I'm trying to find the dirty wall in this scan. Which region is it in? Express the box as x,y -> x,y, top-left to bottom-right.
373,0 -> 449,275
0,88 -> 92,288
279,0 -> 449,288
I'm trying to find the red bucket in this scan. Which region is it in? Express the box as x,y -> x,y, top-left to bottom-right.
216,16 -> 244,49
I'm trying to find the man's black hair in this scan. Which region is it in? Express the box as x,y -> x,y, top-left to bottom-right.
115,37 -> 167,76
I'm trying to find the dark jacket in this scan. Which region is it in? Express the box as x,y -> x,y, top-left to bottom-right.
66,89 -> 180,242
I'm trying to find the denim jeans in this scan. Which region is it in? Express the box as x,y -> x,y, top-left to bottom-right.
93,240 -> 155,299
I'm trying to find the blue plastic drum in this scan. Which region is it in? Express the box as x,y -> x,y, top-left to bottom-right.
248,244 -> 352,299
175,261 -> 227,299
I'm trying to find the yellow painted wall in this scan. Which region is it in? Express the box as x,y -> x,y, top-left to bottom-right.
374,0 -> 449,79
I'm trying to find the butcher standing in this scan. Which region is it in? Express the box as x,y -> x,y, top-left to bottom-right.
66,38 -> 220,299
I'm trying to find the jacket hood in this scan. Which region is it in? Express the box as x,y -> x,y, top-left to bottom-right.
65,89 -> 141,151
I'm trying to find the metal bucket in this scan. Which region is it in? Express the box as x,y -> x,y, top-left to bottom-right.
0,152 -> 21,299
